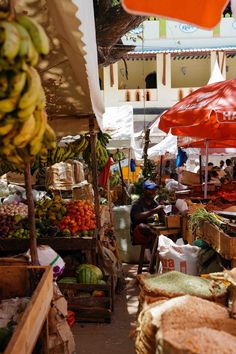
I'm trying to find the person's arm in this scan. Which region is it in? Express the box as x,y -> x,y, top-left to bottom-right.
131,204 -> 164,223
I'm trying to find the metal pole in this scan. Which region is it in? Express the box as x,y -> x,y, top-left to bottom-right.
199,153 -> 202,184
204,140 -> 209,199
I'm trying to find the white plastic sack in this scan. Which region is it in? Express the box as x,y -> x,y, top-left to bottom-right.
158,235 -> 200,275
175,199 -> 189,214
27,245 -> 65,279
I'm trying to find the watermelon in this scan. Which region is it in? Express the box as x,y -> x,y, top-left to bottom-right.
76,264 -> 103,284
58,277 -> 77,284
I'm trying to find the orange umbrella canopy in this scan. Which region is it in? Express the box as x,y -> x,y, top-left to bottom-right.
158,79 -> 236,140
122,0 -> 229,29
181,138 -> 236,149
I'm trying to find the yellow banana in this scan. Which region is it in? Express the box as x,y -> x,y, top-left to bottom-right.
0,118 -> 14,136
30,110 -> 47,155
0,21 -> 20,60
0,97 -> 17,113
1,143 -> 14,155
9,71 -> 27,98
36,87 -> 46,110
18,66 -> 41,109
17,16 -> 49,55
7,153 -> 24,167
0,73 -> 8,98
43,122 -> 56,149
18,103 -> 36,121
13,114 -> 36,148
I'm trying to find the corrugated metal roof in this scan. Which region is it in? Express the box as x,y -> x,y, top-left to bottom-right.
128,46 -> 236,55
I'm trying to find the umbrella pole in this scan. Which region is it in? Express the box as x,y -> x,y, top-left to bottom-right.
199,154 -> 202,184
204,140 -> 209,199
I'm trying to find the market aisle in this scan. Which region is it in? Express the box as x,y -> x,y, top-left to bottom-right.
73,264 -> 139,354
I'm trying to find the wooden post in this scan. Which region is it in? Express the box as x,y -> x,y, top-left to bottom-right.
159,155 -> 163,185
89,115 -> 101,234
24,162 -> 39,265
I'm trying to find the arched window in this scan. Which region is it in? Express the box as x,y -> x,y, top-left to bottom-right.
145,72 -> 157,88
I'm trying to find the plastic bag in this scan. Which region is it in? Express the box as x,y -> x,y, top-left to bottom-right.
158,235 -> 200,275
27,245 -> 65,279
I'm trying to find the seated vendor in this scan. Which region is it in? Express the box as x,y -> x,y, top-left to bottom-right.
130,180 -> 164,247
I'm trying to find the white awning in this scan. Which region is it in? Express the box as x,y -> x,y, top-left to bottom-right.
16,0 -> 104,136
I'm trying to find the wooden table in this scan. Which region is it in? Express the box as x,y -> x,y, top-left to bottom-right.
148,224 -> 180,273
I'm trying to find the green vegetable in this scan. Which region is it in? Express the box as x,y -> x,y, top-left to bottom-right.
189,208 -> 221,235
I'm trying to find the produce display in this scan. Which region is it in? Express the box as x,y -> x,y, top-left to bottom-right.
189,208 -> 223,235
0,201 -> 27,218
0,15 -> 56,170
58,199 -> 96,236
58,264 -> 106,298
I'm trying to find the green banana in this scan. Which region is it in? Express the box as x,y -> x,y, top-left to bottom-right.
14,22 -> 39,66
13,114 -> 36,148
0,21 -> 20,60
9,71 -> 27,98
30,110 -> 47,155
18,66 -> 41,109
17,16 -> 49,55
0,97 -> 17,113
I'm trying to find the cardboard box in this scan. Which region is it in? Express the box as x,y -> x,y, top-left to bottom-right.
165,215 -> 181,228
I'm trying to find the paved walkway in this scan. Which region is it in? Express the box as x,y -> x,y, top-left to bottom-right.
73,264 -> 139,354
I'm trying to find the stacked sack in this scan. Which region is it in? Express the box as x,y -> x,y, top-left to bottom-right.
0,14 -> 56,168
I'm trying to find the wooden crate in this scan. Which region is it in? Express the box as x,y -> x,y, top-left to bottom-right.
181,171 -> 200,185
165,215 -> 181,228
219,231 -> 236,260
203,222 -> 220,252
58,276 -> 113,323
1,266 -> 53,354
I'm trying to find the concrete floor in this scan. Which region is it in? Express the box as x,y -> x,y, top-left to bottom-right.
73,264 -> 139,354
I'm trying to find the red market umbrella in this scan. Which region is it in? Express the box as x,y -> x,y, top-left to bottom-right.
159,79 -> 236,140
158,79 -> 236,197
122,0 -> 229,29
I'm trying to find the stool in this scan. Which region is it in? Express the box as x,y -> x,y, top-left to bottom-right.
137,244 -> 146,274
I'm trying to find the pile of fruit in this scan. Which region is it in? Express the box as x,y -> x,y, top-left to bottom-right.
0,201 -> 28,217
58,200 -> 96,236
58,264 -> 106,298
35,195 -> 67,223
83,133 -> 110,171
0,15 -> 55,169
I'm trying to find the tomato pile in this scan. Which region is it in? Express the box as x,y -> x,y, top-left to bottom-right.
58,200 -> 96,235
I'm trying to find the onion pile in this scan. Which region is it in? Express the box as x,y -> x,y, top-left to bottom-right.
0,215 -> 17,238
0,202 -> 28,218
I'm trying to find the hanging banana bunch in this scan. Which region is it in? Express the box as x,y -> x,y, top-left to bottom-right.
82,132 -> 111,170
0,15 -> 56,169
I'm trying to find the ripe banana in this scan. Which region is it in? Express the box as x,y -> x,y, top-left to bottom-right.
0,117 -> 14,136
30,110 -> 47,155
0,97 -> 17,113
18,103 -> 36,121
13,114 -> 36,148
36,87 -> 46,110
0,21 -> 20,60
43,122 -> 56,149
17,16 -> 49,55
9,71 -> 27,98
18,66 -> 41,109
0,73 -> 8,98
